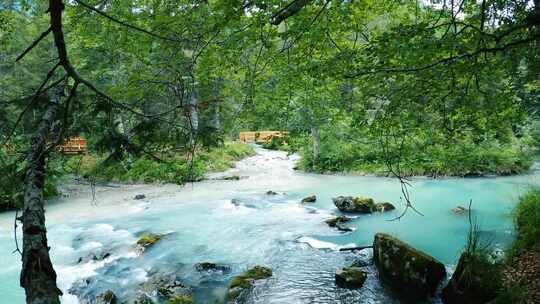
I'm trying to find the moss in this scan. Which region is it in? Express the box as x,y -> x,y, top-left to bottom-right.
228,266 -> 272,300
167,295 -> 194,304
353,197 -> 375,211
136,233 -> 163,248
373,233 -> 446,299
335,267 -> 367,289
201,142 -> 256,172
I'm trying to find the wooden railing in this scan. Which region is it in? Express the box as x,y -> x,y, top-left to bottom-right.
58,137 -> 87,154
239,131 -> 289,143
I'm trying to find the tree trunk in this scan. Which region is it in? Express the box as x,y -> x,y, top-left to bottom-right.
189,89 -> 199,145
311,126 -> 320,164
20,86 -> 63,304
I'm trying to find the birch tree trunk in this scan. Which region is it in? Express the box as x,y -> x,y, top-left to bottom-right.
311,126 -> 320,164
20,87 -> 63,304
189,89 -> 199,145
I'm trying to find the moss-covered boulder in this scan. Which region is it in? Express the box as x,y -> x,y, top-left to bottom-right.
441,252 -> 500,304
96,290 -> 117,304
335,267 -> 367,289
333,196 -> 375,213
136,233 -> 163,252
227,266 -> 272,301
374,202 -> 396,212
301,195 -> 317,203
140,271 -> 193,302
373,233 -> 446,300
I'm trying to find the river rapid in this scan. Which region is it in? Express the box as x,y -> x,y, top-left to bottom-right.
0,147 -> 538,303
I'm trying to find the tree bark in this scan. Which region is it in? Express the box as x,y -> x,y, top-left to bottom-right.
311,126 -> 320,164
20,86 -> 63,304
189,88 -> 199,145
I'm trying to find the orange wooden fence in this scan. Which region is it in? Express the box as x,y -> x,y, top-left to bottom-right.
239,131 -> 289,143
58,137 -> 87,154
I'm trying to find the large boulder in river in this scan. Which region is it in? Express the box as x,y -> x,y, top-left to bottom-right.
332,196 -> 375,213
373,233 -> 446,300
228,266 -> 272,301
441,253 -> 499,304
335,267 -> 367,289
301,195 -> 317,204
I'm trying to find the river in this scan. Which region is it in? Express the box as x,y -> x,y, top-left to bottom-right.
0,147 -> 538,303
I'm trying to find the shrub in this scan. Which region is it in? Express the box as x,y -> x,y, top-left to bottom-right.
512,189 -> 540,254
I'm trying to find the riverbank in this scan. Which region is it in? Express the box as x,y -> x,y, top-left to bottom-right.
0,142 -> 255,213
264,135 -> 534,178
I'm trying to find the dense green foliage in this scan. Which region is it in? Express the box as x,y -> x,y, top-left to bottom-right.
296,131 -> 532,176
512,189 -> 540,254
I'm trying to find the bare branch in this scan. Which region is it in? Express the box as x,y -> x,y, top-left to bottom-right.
270,0 -> 313,25
15,27 -> 52,62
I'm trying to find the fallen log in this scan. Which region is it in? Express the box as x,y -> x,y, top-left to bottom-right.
339,245 -> 373,252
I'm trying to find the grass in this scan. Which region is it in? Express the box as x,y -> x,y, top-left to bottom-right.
445,194 -> 539,303
510,188 -> 540,256
65,142 -> 255,185
199,142 -> 256,172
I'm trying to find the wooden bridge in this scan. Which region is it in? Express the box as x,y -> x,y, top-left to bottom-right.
239,131 -> 289,143
58,137 -> 87,154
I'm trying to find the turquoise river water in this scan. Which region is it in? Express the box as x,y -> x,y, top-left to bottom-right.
0,147 -> 538,303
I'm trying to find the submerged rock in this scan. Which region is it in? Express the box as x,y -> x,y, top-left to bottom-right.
223,175 -> 242,181
441,253 -> 499,304
373,233 -> 446,300
231,199 -> 241,206
301,195 -> 317,203
136,233 -> 163,252
266,190 -> 278,195
77,251 -> 111,264
333,196 -> 374,213
325,216 -> 352,227
96,290 -> 117,304
228,266 -> 272,301
452,206 -> 469,215
194,262 -> 231,273
335,267 -> 367,289
134,194 -> 146,200
140,271 -> 193,302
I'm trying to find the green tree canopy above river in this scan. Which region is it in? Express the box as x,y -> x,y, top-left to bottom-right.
0,0 -> 539,302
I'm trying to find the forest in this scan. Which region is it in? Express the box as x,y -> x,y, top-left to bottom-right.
0,0 -> 539,303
